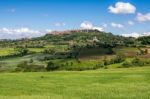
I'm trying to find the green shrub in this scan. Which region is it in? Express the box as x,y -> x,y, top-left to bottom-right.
114,53 -> 126,63
46,61 -> 59,71
145,49 -> 148,54
29,58 -> 33,63
70,62 -> 73,66
103,54 -> 126,67
109,58 -> 115,64
103,58 -> 111,65
122,61 -> 132,68
121,57 -> 150,68
15,48 -> 29,56
104,65 -> 108,69
15,61 -> 45,72
0,62 -> 8,72
132,57 -> 144,66
144,60 -> 150,65
43,48 -> 55,54
95,62 -> 104,68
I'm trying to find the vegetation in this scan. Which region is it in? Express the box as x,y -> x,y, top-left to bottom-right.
15,61 -> 45,72
0,30 -> 150,72
0,29 -> 150,98
138,36 -> 150,45
46,61 -> 58,71
0,67 -> 149,99
121,57 -> 150,68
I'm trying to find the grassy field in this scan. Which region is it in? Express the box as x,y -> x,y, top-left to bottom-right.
0,47 -> 46,56
0,67 -> 150,99
0,48 -> 16,56
0,53 -> 47,72
28,48 -> 45,53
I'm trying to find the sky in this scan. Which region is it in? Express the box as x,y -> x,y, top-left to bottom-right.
0,0 -> 150,39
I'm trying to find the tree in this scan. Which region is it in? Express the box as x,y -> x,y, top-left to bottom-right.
46,61 -> 58,71
29,58 -> 33,63
43,48 -> 55,54
138,47 -> 148,55
15,48 -> 29,56
114,53 -> 126,63
132,57 -> 144,66
145,49 -> 148,54
15,61 -> 45,72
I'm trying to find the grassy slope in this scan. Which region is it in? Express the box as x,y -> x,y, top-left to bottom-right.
0,48 -> 16,56
0,67 -> 150,99
0,53 -> 47,71
0,48 -> 46,56
0,47 -> 148,71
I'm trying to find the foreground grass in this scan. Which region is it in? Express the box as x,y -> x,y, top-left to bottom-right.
0,67 -> 150,99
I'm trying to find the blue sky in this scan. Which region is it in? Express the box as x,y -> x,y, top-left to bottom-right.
0,0 -> 150,39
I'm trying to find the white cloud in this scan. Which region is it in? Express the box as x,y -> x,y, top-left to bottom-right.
136,13 -> 150,22
142,32 -> 150,36
80,21 -> 93,29
0,27 -> 39,34
122,33 -> 140,38
80,21 -> 104,31
54,22 -> 66,26
108,2 -> 136,14
128,21 -> 134,25
111,23 -> 124,28
122,32 -> 150,38
45,29 -> 52,33
92,27 -> 104,31
0,27 -> 47,39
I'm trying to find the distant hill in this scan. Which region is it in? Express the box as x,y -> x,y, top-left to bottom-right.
0,29 -> 136,48
35,29 -> 136,46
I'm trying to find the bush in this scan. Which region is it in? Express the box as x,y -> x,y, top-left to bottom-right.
114,53 -> 126,63
106,48 -> 114,54
144,49 -> 148,54
15,48 -> 29,56
29,58 -> 33,63
131,57 -> 144,66
15,61 -> 45,72
43,48 -> 55,54
104,65 -> 108,69
121,57 -> 148,68
137,47 -> 148,55
122,61 -> 132,68
46,61 -> 59,71
96,62 -> 104,68
104,59 -> 110,65
103,56 -> 110,65
102,54 -> 126,67
144,60 -> 150,65
109,58 -> 115,64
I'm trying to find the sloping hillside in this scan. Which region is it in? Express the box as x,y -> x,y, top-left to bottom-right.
37,29 -> 135,44
0,29 -> 136,48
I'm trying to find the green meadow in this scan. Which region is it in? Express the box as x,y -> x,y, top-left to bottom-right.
1,0 -> 150,99
0,67 -> 150,99
0,48 -> 16,56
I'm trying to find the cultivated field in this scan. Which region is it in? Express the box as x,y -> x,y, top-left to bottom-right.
0,67 -> 150,99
